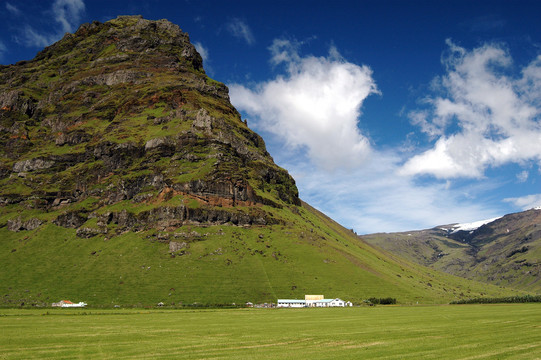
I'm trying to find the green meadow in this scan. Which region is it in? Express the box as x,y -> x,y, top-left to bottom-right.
2,304 -> 541,359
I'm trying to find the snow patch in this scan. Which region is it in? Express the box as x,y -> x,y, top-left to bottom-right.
440,217 -> 502,234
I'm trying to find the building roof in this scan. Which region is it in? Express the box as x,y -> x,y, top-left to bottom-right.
277,299 -> 306,303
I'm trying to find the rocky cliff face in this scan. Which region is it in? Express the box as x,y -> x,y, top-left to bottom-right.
0,15 -> 300,236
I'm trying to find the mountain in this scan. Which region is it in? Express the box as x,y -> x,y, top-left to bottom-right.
362,208 -> 541,292
0,16 -> 521,307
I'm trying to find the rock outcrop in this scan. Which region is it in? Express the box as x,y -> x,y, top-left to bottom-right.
0,16 -> 300,236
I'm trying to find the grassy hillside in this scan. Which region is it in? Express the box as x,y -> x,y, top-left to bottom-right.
0,201 -> 521,307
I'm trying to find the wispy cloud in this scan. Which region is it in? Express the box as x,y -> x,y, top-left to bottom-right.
193,41 -> 213,75
226,18 -> 255,45
230,39 -> 378,170
52,0 -> 86,33
17,0 -> 86,48
504,194 -> 541,210
193,41 -> 209,63
5,2 -> 21,15
20,25 -> 53,48
0,41 -> 6,60
516,170 -> 529,183
401,40 -> 541,179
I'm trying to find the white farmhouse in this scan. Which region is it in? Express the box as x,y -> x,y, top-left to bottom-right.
277,295 -> 352,308
312,298 -> 348,307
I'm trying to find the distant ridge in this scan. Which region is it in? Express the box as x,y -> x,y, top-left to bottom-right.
362,208 -> 541,292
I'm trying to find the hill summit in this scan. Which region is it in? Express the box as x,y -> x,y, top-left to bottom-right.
0,16 -> 518,307
1,15 -> 300,236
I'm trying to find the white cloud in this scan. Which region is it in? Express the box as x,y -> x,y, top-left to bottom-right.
52,0 -> 86,34
18,0 -> 85,48
230,40 -> 379,170
229,39 -> 504,233
269,38 -> 302,65
516,170 -> 529,183
504,194 -> 541,210
6,2 -> 21,15
226,18 -> 255,45
401,40 -> 541,179
193,41 -> 209,63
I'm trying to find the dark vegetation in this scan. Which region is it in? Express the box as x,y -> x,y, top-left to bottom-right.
366,297 -> 397,305
451,295 -> 541,304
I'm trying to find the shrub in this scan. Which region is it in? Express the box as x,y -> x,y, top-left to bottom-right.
451,295 -> 541,304
367,297 -> 397,305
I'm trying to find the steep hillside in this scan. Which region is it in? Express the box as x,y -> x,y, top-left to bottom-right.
0,199 -> 518,307
0,16 -> 521,307
362,208 -> 541,292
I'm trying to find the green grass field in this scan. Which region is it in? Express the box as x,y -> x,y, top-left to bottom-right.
2,304 -> 540,359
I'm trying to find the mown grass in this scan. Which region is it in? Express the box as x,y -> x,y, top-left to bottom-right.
1,304 -> 540,359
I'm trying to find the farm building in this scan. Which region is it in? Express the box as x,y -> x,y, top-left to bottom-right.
277,299 -> 307,308
305,294 -> 324,307
51,300 -> 87,308
277,295 -> 352,308
312,298 -> 347,307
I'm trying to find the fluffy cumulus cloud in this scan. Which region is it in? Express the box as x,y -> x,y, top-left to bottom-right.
401,40 -> 541,179
228,39 -> 531,232
230,39 -> 379,170
19,0 -> 86,47
226,18 -> 255,45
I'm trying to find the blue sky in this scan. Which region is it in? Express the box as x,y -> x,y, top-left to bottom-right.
2,0 -> 541,233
